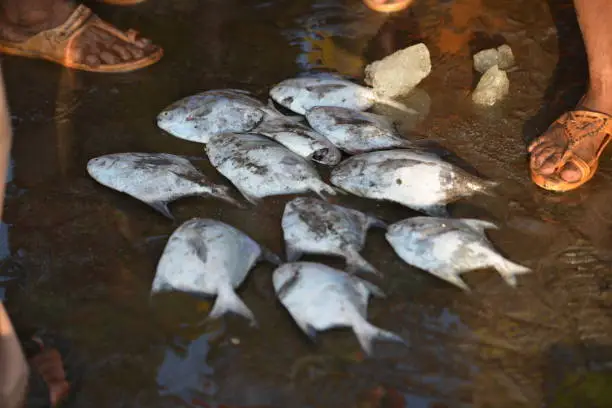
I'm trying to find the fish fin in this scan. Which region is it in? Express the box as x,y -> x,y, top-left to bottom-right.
433,270 -> 471,292
345,249 -> 381,276
178,155 -> 208,161
480,180 -> 500,197
297,321 -> 318,341
267,99 -> 303,122
461,218 -> 499,233
208,285 -> 258,328
312,182 -> 338,200
285,243 -> 303,262
361,111 -> 398,130
209,185 -> 246,209
353,318 -> 407,356
149,201 -> 175,220
494,257 -> 531,287
373,95 -> 419,115
415,204 -> 448,217
235,187 -> 262,206
259,246 -> 283,265
351,275 -> 386,299
366,214 -> 387,230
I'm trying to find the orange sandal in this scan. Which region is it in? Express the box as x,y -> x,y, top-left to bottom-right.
363,0 -> 414,13
101,0 -> 147,5
530,110 -> 612,192
0,4 -> 163,73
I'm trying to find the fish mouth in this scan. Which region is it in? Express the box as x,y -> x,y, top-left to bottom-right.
310,147 -> 342,166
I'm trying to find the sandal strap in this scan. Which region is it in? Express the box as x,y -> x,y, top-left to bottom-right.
551,109 -> 612,173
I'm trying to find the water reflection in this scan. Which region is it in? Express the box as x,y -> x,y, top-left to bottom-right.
157,326 -> 222,405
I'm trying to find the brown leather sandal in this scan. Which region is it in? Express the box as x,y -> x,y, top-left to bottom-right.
530,110 -> 612,192
363,0 -> 414,13
101,0 -> 147,5
0,4 -> 163,73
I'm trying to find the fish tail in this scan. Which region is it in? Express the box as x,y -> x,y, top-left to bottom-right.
353,318 -> 407,356
495,257 -> 532,287
211,184 -> 246,209
208,285 -> 258,327
345,250 -> 381,276
374,96 -> 419,114
476,180 -> 500,197
312,182 -> 338,200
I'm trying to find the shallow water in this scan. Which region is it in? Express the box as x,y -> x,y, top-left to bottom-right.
2,0 -> 612,407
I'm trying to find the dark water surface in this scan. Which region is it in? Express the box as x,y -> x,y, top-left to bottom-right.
2,0 -> 612,407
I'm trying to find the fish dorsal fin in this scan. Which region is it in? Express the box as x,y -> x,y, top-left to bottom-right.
460,218 -> 499,234
350,275 -> 386,299
360,111 -> 398,131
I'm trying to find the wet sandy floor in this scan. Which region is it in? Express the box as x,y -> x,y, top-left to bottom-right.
2,0 -> 612,406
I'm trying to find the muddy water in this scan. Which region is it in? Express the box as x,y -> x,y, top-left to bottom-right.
2,0 -> 612,406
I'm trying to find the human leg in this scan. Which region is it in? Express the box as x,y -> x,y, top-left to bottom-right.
529,0 -> 612,191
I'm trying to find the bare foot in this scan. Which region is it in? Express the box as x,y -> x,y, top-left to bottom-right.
0,2 -> 162,71
529,92 -> 612,184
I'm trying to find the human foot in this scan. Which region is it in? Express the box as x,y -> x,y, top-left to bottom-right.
0,4 -> 162,73
528,94 -> 612,191
363,0 -> 414,13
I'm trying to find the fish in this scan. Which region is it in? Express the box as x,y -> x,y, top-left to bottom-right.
151,218 -> 282,326
305,106 -> 413,154
269,75 -> 417,115
87,153 -> 242,219
281,197 -> 386,275
252,117 -> 342,165
385,217 -> 531,290
329,149 -> 498,216
157,89 -> 283,144
272,262 -> 406,355
205,133 -> 337,204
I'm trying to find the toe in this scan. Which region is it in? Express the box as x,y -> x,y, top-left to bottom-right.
531,145 -> 560,169
559,161 -> 583,183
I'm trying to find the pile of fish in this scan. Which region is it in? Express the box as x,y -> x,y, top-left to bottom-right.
86,73 -> 531,355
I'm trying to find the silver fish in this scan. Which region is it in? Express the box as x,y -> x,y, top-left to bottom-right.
87,153 -> 242,219
282,197 -> 386,275
329,149 -> 497,216
157,89 -> 280,143
385,217 -> 531,290
306,106 -> 412,154
205,133 -> 337,204
269,75 -> 417,115
272,262 -> 406,355
151,218 -> 281,325
252,117 -> 342,165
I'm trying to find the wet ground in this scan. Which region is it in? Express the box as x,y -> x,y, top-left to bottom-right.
2,0 -> 612,406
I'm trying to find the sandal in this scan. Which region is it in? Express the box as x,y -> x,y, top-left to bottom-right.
363,0 -> 414,13
101,0 -> 147,5
20,332 -> 81,408
530,109 -> 612,192
0,4 -> 163,73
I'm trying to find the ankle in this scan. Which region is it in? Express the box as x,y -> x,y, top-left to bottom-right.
583,84 -> 612,115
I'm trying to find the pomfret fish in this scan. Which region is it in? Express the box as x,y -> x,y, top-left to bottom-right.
269,75 -> 416,115
151,218 -> 281,325
329,149 -> 497,216
206,133 -> 337,204
306,106 -> 412,154
272,262 -> 406,355
282,197 -> 386,275
87,152 -> 242,219
253,117 -> 342,165
157,89 -> 280,143
385,217 -> 531,290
